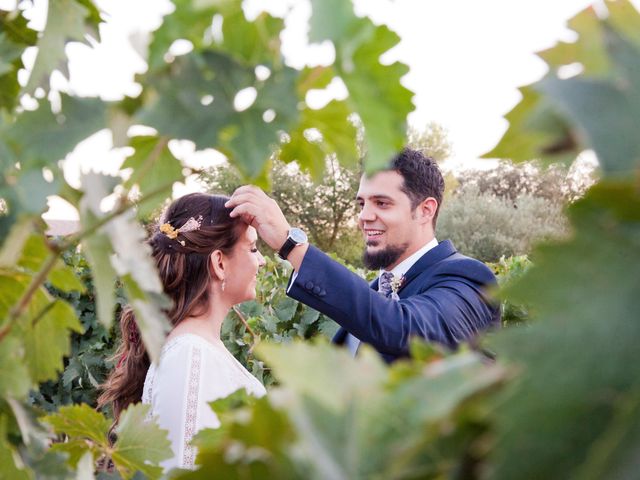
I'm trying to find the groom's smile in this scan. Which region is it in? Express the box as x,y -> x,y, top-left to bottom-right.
364,228 -> 385,245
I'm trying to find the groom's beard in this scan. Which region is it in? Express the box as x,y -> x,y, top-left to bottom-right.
363,243 -> 408,270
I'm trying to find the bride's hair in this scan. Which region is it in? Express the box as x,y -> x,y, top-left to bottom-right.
97,193 -> 244,423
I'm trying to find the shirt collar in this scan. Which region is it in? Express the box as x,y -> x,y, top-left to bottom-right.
381,237 -> 438,279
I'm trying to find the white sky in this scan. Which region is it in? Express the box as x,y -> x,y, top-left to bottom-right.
5,0 -> 638,218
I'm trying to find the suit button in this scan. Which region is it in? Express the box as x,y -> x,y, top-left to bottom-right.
313,286 -> 321,295
305,281 -> 314,290
319,290 -> 326,297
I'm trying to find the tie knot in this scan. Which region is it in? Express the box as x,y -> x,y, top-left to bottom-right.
378,271 -> 395,298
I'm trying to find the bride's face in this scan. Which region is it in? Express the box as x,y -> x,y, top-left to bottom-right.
223,226 -> 265,304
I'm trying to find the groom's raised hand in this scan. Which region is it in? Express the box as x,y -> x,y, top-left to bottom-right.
226,186 -> 308,269
225,186 -> 288,249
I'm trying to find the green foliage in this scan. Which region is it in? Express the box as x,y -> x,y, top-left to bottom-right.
437,185 -> 568,262
24,0 -> 101,93
174,342 -> 505,480
488,180 -> 640,479
121,136 -> 183,218
488,255 -> 532,326
44,403 -> 172,478
0,0 -> 639,478
0,9 -> 37,111
31,248 -> 118,412
222,256 -> 343,386
484,2 -> 640,174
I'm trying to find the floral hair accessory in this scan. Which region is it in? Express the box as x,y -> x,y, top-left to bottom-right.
160,215 -> 203,242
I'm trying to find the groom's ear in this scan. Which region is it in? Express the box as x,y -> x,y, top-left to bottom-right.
209,250 -> 226,281
416,197 -> 438,225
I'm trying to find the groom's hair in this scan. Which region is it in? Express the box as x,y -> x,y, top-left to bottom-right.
389,148 -> 445,226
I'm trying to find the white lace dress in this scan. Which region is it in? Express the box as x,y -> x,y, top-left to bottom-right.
141,334 -> 266,471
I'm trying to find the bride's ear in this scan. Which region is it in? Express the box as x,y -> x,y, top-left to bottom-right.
209,250 -> 226,281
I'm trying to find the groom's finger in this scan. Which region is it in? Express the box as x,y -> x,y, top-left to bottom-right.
227,201 -> 260,221
226,185 -> 267,208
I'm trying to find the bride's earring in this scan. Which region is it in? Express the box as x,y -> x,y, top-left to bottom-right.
221,278 -> 226,292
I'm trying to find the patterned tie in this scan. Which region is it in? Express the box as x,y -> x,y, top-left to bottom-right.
378,271 -> 395,298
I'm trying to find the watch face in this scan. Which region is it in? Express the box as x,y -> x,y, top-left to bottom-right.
289,227 -> 308,244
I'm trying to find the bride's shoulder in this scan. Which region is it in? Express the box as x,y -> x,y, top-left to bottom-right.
159,334 -> 226,361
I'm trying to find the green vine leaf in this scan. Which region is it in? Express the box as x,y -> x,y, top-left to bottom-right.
484,0 -> 640,174
147,0 -> 218,73
4,94 -> 107,170
280,100 -> 359,180
339,21 -> 414,172
18,235 -> 85,293
489,181 -> 640,479
112,403 -> 172,480
0,9 -> 37,111
21,299 -> 82,383
209,0 -> 284,67
121,136 -> 183,218
139,51 -> 299,178
0,332 -> 31,398
24,0 -> 101,93
79,175 -> 119,329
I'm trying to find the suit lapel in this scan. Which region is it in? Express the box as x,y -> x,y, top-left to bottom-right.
397,240 -> 457,295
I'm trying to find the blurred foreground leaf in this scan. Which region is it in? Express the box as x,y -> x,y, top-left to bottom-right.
489,181 -> 640,479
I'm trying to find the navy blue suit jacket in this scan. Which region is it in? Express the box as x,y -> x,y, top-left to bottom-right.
286,240 -> 500,363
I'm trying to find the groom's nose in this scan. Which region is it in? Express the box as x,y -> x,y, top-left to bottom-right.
358,202 -> 376,224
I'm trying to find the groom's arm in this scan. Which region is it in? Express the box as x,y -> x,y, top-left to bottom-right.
287,245 -> 497,355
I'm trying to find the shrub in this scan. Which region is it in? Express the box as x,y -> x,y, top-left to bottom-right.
437,185 -> 568,263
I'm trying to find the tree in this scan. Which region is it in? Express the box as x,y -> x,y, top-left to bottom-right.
407,122 -> 453,161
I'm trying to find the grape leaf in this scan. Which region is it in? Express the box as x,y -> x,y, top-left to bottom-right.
112,403 -> 172,480
0,332 -> 31,398
338,21 -> 414,172
537,7 -> 610,76
280,100 -> 359,180
209,0 -> 284,66
309,0 -> 355,44
0,415 -> 30,480
0,32 -> 23,76
4,94 -> 107,169
147,0 -> 218,72
0,9 -> 37,111
79,173 -> 170,360
489,180 -> 640,479
484,1 -> 640,173
482,86 -> 577,164
21,299 -> 83,383
257,341 -> 386,413
139,51 -> 298,178
18,235 -> 85,293
79,175 -> 119,329
25,0 -> 99,93
535,28 -> 640,174
43,403 -> 110,445
121,136 -> 183,218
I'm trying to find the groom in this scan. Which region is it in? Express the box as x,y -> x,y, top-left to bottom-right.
226,148 -> 500,362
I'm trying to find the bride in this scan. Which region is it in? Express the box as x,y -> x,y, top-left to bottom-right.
98,193 -> 267,470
